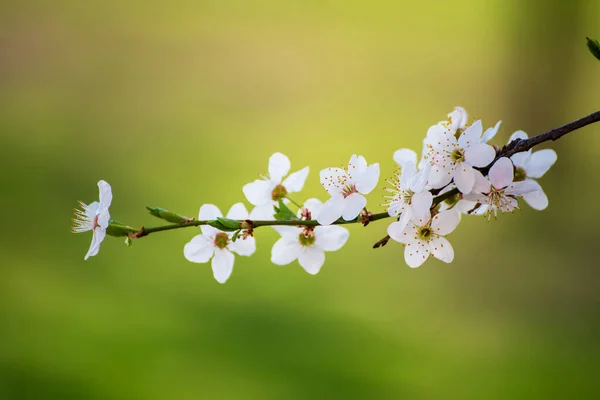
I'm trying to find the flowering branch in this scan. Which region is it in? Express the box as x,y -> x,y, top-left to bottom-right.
72,107 -> 600,283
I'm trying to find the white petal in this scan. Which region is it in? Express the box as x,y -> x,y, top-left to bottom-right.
348,154 -> 368,178
410,164 -> 430,192
298,247 -> 326,275
272,225 -> 302,240
464,143 -> 495,168
472,170 -> 491,193
355,163 -> 380,194
341,193 -> 366,221
522,185 -> 549,211
428,165 -> 453,189
268,152 -> 291,183
509,130 -> 528,143
228,236 -> 256,256
481,120 -> 501,143
431,211 -> 460,236
211,248 -> 235,284
429,236 -> 454,263
183,234 -> 215,263
242,180 -> 276,206
271,238 -> 302,265
199,204 -> 223,236
282,166 -> 309,193
505,179 -> 540,196
387,219 -> 411,243
249,204 -> 275,220
315,226 -> 349,251
320,167 -> 347,196
400,161 -> 416,189
458,120 -> 482,148
84,228 -> 106,260
316,195 -> 344,225
97,209 -> 110,229
410,191 -> 433,218
453,162 -> 475,194
393,148 -> 418,166
426,124 -> 452,144
448,107 -> 468,131
404,239 -> 430,268
226,202 -> 249,220
488,157 -> 514,189
302,198 -> 324,219
510,151 -> 531,169
525,149 -> 557,179
97,180 -> 113,208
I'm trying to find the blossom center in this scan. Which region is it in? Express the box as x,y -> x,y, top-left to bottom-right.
401,190 -> 414,204
450,148 -> 465,163
514,167 -> 527,182
214,232 -> 230,249
417,226 -> 434,241
342,184 -> 357,198
271,184 -> 288,201
298,229 -> 316,247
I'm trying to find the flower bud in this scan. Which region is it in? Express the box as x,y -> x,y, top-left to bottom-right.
146,206 -> 193,223
106,220 -> 138,237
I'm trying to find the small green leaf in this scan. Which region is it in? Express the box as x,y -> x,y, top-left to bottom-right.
587,37 -> 600,61
207,219 -> 239,232
273,199 -> 298,221
216,217 -> 242,230
106,220 -> 138,237
146,206 -> 193,223
231,230 -> 241,242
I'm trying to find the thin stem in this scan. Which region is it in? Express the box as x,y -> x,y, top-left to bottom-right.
285,196 -> 302,208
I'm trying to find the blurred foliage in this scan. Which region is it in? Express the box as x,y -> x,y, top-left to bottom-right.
1,0 -> 600,399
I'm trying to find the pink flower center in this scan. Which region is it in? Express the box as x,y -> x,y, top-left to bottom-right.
342,184 -> 357,198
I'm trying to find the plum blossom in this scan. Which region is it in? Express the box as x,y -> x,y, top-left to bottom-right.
464,157 -> 539,219
184,203 -> 256,284
425,119 -> 496,193
72,180 -> 112,260
385,148 -> 432,232
388,210 -> 460,268
271,199 -> 349,274
508,131 -> 557,210
317,155 -> 380,225
243,152 -> 309,219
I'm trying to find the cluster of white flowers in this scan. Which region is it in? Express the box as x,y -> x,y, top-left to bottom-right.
72,107 -> 557,284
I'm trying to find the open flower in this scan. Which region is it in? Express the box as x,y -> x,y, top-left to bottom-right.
184,203 -> 256,284
72,180 -> 112,260
508,131 -> 557,210
385,149 -> 432,232
464,157 -> 539,219
271,199 -> 349,274
425,119 -> 496,193
243,152 -> 309,219
317,154 -> 380,225
387,210 -> 460,268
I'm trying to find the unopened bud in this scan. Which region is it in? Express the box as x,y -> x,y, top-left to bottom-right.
106,220 -> 138,237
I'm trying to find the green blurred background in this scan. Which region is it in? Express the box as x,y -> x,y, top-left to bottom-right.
2,0 -> 600,398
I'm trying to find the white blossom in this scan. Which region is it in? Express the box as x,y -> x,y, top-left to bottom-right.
508,131 -> 557,210
388,210 -> 460,268
243,152 -> 309,219
184,203 -> 256,284
317,154 -> 380,225
72,180 -> 112,260
271,199 -> 349,274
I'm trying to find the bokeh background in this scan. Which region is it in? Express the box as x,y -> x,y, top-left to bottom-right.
2,1 -> 600,398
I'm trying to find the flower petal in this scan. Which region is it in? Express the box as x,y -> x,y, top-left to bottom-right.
282,166 -> 309,193
226,202 -> 249,220
481,120 -> 501,143
404,239 -> 430,268
302,198 -> 324,219
505,179 -> 540,196
464,143 -> 495,168
315,225 -> 349,251
525,149 -> 557,179
428,165 -> 453,189
97,209 -> 111,229
448,107 -> 468,131
393,148 -> 418,166
387,219 -> 412,243
199,204 -> 223,236
184,234 -> 215,263
268,152 -> 291,183
400,161 -> 416,189
453,162 -> 476,194
249,204 -> 275,220
431,211 -> 460,236
98,180 -> 113,208
458,119 -> 482,148
243,180 -> 276,206
228,236 -> 256,256
84,228 -> 106,260
348,154 -> 368,178
342,193 -> 366,221
509,130 -> 528,143
488,157 -> 514,189
211,248 -> 234,284
316,195 -> 344,226
320,167 -> 347,196
355,163 -> 380,194
298,247 -> 326,275
410,191 -> 433,218
271,238 -> 302,265
429,236 -> 454,263
472,170 -> 491,193
522,184 -> 549,211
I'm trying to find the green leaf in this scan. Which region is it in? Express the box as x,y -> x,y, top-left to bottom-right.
587,37 -> 600,61
207,219 -> 239,232
146,206 -> 192,223
273,199 -> 298,221
231,230 -> 241,242
106,220 -> 138,237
